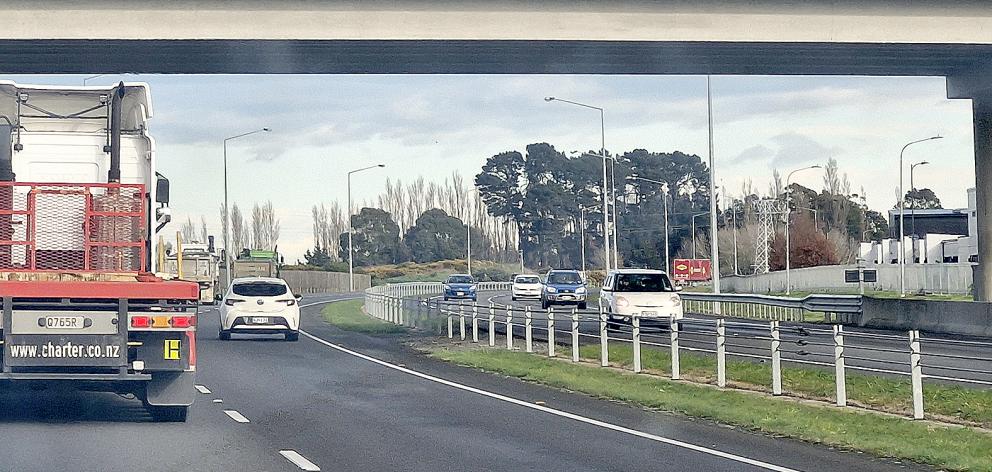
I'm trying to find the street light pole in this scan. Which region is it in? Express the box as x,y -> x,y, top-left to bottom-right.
900,138 -> 941,296
347,164 -> 386,291
785,165 -> 822,295
545,96 -> 613,270
706,76 -> 721,295
222,128 -> 270,290
909,160 -> 930,242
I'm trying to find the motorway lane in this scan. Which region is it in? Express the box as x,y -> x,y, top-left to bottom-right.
482,292 -> 992,386
0,294 -> 925,471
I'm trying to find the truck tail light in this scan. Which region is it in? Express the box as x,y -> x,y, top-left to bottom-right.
278,299 -> 296,306
225,298 -> 245,306
170,315 -> 196,328
152,316 -> 171,328
131,316 -> 151,328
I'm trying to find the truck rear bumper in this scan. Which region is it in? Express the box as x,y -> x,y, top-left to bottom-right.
0,372 -> 151,381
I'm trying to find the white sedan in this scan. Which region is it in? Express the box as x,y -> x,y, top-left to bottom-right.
219,277 -> 302,341
511,274 -> 543,301
599,269 -> 682,328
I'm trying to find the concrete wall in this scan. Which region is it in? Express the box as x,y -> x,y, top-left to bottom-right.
722,263 -> 974,295
281,270 -> 370,294
859,297 -> 992,337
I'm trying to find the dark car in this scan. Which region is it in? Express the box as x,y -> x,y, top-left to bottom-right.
443,274 -> 477,301
540,269 -> 587,310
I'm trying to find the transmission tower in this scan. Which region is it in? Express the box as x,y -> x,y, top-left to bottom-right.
753,198 -> 786,274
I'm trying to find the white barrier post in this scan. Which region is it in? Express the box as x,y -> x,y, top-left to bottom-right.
632,315 -> 642,373
488,303 -> 496,347
447,304 -> 453,339
571,308 -> 580,362
599,307 -> 609,367
833,324 -> 847,407
547,308 -> 556,357
910,330 -> 924,419
771,320 -> 782,395
459,303 -> 466,341
671,317 -> 681,380
525,306 -> 533,353
397,297 -> 404,325
472,305 -> 479,343
506,306 -> 514,350
716,318 -> 726,388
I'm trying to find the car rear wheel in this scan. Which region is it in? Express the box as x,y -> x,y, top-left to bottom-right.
286,331 -> 299,342
578,302 -> 587,310
218,329 -> 231,341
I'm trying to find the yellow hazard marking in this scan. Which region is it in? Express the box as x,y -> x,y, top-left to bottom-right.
164,339 -> 181,360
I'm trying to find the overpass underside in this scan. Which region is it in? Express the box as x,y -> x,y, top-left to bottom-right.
2,32 -> 992,298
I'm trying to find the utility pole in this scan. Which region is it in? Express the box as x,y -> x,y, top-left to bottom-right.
706,76 -> 721,296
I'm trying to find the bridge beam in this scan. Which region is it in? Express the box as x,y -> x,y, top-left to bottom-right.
949,74 -> 992,300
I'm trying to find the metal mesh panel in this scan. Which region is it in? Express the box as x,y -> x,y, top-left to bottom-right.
0,182 -> 146,273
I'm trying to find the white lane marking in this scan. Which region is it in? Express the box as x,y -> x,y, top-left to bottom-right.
299,328 -> 799,472
195,384 -> 212,394
212,398 -> 223,403
223,409 -> 250,423
279,450 -> 321,471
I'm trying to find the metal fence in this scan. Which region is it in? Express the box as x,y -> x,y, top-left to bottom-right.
363,282 -> 992,422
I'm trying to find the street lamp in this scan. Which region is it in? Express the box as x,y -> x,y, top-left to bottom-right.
545,96 -> 617,270
348,164 -> 386,291
626,175 -> 670,272
222,128 -> 270,290
784,165 -> 822,295
909,160 -> 930,241
900,137 -> 942,297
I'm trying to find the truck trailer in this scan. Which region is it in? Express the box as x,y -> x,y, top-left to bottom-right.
0,81 -> 198,421
163,238 -> 220,304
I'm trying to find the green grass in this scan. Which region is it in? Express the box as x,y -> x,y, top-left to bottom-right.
577,343 -> 992,427
433,347 -> 992,471
321,299 -> 407,334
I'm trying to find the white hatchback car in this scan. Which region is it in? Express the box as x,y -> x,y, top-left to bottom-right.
511,274 -> 543,301
219,277 -> 302,341
599,269 -> 682,327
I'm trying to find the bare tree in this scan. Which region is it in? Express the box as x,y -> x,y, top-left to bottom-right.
199,215 -> 208,243
823,158 -> 841,195
769,168 -> 784,199
179,216 -> 197,243
249,201 -> 280,250
231,203 -> 247,253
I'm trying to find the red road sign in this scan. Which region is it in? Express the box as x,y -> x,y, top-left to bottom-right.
672,258 -> 712,281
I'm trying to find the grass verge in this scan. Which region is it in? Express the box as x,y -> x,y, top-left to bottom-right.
432,347 -> 992,471
578,343 -> 992,427
321,299 -> 406,334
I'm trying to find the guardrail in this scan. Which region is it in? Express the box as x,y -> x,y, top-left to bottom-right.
363,282 -> 991,423
679,292 -> 863,323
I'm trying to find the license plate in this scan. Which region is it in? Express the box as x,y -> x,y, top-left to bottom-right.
43,316 -> 85,329
250,317 -> 269,324
641,311 -> 658,317
560,295 -> 573,300
457,292 -> 464,296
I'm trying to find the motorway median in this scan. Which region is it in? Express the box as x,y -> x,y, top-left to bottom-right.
320,299 -> 992,471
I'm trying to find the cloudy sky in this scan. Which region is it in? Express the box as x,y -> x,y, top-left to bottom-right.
5,74 -> 976,261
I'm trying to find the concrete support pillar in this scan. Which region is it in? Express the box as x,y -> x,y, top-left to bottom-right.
973,97 -> 992,301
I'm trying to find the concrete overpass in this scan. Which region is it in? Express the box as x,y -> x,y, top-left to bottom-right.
5,0 -> 992,297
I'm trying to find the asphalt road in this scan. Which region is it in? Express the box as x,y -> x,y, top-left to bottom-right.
478,292 -> 992,386
0,294 -> 926,471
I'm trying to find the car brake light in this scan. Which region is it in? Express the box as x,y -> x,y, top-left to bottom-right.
225,298 -> 246,306
170,315 -> 196,328
278,299 -> 296,306
130,316 -> 151,328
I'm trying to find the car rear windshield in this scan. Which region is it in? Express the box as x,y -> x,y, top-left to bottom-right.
547,272 -> 582,284
447,275 -> 474,284
515,276 -> 540,284
232,282 -> 288,297
614,274 -> 674,292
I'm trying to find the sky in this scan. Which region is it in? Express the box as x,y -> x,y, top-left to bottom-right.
4,74 -> 976,262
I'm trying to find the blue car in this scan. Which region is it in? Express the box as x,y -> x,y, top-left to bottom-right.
541,269 -> 588,310
443,274 -> 477,301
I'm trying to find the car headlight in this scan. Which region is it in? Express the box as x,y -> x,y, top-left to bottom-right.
443,284 -> 450,290
615,296 -> 629,307
575,287 -> 587,294
545,286 -> 558,293
671,295 -> 682,307
470,285 -> 478,291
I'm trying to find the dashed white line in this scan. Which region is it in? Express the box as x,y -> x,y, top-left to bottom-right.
195,384 -> 212,394
279,450 -> 321,471
299,325 -> 799,472
212,398 -> 223,403
223,409 -> 250,423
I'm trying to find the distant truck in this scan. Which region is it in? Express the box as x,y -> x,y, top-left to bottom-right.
162,237 -> 220,304
0,81 -> 198,421
231,248 -> 282,279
